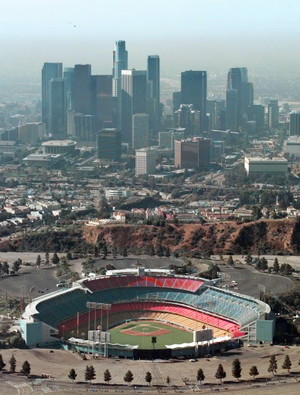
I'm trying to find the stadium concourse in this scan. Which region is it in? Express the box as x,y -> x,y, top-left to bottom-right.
20,267 -> 273,359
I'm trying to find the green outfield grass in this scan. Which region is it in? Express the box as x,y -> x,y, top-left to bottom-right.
109,320 -> 192,349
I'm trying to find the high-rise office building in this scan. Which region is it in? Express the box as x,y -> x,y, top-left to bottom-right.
70,113 -> 96,142
174,104 -> 200,136
42,62 -> 63,132
290,112 -> 300,136
63,67 -> 75,111
207,100 -> 226,131
147,55 -> 160,132
49,78 -> 67,138
226,89 -> 238,132
135,147 -> 157,176
159,128 -> 185,149
97,128 -> 121,161
121,70 -> 147,145
227,67 -> 253,131
181,71 -> 207,132
268,99 -> 279,129
247,104 -> 265,132
112,41 -> 128,128
73,64 -> 92,115
18,123 -> 46,144
175,137 -> 211,169
91,75 -> 114,131
132,113 -> 149,149
173,91 -> 182,113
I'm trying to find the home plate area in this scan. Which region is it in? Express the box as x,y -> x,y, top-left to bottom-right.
120,322 -> 171,336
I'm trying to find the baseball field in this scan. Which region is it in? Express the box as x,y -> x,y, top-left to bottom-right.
109,320 -> 193,349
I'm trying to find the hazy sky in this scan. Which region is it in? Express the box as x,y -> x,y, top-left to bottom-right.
1,0 -> 300,77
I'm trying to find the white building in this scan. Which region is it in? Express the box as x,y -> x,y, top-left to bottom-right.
284,136 -> 300,158
135,147 -> 157,176
244,156 -> 288,175
104,188 -> 131,200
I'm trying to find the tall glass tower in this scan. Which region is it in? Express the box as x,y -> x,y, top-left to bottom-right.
112,41 -> 128,128
181,70 -> 207,132
147,55 -> 160,132
227,67 -> 253,131
121,69 -> 147,145
42,62 -> 63,132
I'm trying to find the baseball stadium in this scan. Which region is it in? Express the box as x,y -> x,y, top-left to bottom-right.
20,267 -> 274,359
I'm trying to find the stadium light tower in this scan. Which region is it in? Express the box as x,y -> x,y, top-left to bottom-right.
86,302 -> 111,357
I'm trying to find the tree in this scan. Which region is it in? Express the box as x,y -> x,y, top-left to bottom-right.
102,244 -> 108,260
151,336 -> 157,350
68,368 -> 77,382
268,355 -> 277,376
124,370 -> 134,385
20,360 -> 31,376
52,253 -> 60,265
85,365 -> 96,383
145,371 -> 152,386
2,262 -> 9,275
256,257 -> 268,271
196,368 -> 205,384
245,254 -> 252,265
45,251 -> 50,265
0,354 -> 6,371
12,260 -> 21,273
104,369 -> 112,384
215,364 -> 226,383
232,358 -> 242,381
227,255 -> 234,266
36,255 -> 41,268
166,376 -> 171,386
273,258 -> 280,273
165,247 -> 170,257
282,355 -> 292,374
9,354 -> 16,373
9,334 -> 26,348
249,366 -> 259,380
122,247 -> 128,257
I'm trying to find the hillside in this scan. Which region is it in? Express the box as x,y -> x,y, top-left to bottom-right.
83,219 -> 300,256
1,219 -> 299,256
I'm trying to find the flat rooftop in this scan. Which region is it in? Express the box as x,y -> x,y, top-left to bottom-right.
42,140 -> 76,147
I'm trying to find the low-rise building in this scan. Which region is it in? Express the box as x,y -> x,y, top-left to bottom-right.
42,140 -> 76,155
284,136 -> 300,158
244,156 -> 288,175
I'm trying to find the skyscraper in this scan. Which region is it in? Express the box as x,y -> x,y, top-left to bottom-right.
42,62 -> 63,132
174,137 -> 211,169
135,147 -> 157,176
247,104 -> 265,132
112,41 -> 128,127
97,128 -> 121,161
227,67 -> 253,131
289,112 -> 300,136
91,75 -> 114,131
174,104 -> 200,136
147,55 -> 160,132
121,70 -> 147,144
132,113 -> 149,149
268,100 -> 279,129
73,64 -> 92,115
181,71 -> 207,132
63,67 -> 74,111
226,89 -> 238,132
49,78 -> 66,138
